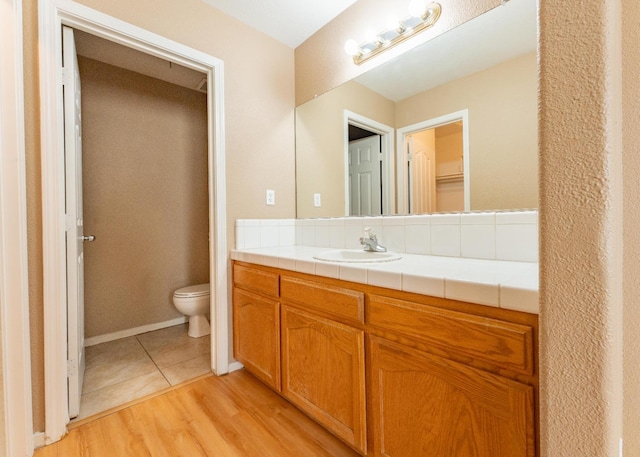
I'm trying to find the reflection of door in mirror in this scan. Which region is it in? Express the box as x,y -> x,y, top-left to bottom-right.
407,134 -> 436,214
398,110 -> 470,214
349,127 -> 382,216
407,121 -> 465,214
344,112 -> 395,217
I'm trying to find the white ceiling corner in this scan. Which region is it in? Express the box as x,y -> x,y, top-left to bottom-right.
200,0 -> 357,48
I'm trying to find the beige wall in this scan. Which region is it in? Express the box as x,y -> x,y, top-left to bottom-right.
296,80 -> 395,217
396,52 -> 538,211
623,0 -> 640,454
435,127 -> 464,212
24,0 -> 295,432
78,57 -> 209,338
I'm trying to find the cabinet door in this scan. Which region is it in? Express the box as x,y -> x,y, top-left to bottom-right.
369,336 -> 535,457
281,305 -> 367,454
233,288 -> 280,390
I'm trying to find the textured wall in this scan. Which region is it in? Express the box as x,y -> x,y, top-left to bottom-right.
79,57 -> 209,338
539,0 -> 624,455
622,0 -> 640,454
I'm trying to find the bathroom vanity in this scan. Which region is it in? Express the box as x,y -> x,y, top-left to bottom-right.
231,212 -> 539,456
231,257 -> 537,457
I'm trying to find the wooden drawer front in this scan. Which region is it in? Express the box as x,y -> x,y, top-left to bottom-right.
233,263 -> 279,298
233,288 -> 281,391
368,336 -> 535,457
367,294 -> 534,375
281,276 -> 364,324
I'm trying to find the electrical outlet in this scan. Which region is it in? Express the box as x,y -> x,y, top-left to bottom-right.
266,189 -> 275,206
314,193 -> 321,207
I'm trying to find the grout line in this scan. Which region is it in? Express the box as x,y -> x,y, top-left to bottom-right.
135,333 -> 172,386
78,323 -> 206,421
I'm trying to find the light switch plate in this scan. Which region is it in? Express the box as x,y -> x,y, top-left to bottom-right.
314,193 -> 321,207
266,189 -> 275,205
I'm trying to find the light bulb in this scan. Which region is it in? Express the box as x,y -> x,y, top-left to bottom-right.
344,39 -> 360,56
364,29 -> 378,43
386,15 -> 400,31
408,0 -> 427,18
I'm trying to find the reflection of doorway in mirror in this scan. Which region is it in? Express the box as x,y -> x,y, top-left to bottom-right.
349,132 -> 382,216
344,111 -> 395,216
397,109 -> 470,214
407,122 -> 464,213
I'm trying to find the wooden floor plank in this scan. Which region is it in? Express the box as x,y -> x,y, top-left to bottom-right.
35,369 -> 360,457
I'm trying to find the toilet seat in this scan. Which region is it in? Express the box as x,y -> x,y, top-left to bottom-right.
174,283 -> 209,298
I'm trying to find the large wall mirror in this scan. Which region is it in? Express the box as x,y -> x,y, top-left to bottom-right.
296,0 -> 538,218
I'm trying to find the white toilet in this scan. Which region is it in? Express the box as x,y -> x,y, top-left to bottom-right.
172,283 -> 211,338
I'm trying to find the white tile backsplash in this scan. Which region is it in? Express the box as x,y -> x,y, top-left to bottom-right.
431,224 -> 461,257
329,223 -> 346,249
235,211 -> 538,263
496,224 -> 538,262
461,225 -> 496,260
405,225 -> 430,255
315,224 -> 331,248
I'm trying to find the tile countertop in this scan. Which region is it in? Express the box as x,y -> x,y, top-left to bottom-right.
230,246 -> 539,315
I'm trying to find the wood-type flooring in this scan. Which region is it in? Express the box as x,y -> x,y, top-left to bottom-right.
34,369 -> 359,457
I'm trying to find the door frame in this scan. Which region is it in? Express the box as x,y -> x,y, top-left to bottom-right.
343,111 -> 395,215
396,109 -> 470,214
0,0 -> 34,454
38,0 -> 227,444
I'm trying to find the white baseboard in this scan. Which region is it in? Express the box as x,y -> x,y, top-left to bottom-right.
33,431 -> 45,449
84,317 -> 188,347
228,361 -> 244,373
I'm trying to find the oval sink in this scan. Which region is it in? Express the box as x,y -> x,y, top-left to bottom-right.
313,249 -> 402,263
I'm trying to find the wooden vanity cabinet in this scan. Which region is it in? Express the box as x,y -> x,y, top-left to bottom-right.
231,261 -> 538,457
366,294 -> 537,457
280,277 -> 368,455
232,264 -> 281,390
368,336 -> 535,457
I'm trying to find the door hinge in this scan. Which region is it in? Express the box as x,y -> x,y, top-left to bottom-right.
67,359 -> 77,377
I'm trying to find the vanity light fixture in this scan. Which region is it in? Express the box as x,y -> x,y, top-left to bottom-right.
344,1 -> 442,65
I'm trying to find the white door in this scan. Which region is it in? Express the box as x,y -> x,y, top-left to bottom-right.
62,26 -> 88,419
407,131 -> 436,214
349,135 -> 382,216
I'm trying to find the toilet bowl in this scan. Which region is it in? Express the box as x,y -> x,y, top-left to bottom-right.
173,283 -> 211,338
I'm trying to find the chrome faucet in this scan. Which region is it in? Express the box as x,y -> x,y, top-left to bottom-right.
360,227 -> 387,252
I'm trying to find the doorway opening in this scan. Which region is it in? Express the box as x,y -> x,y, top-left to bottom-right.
64,27 -> 213,421
397,110 -> 470,214
39,1 -> 227,444
344,111 -> 395,216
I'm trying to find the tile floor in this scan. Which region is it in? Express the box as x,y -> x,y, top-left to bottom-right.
74,323 -> 211,421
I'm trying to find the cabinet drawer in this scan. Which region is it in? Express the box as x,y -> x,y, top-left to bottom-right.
367,294 -> 534,375
233,263 -> 279,298
281,276 -> 364,324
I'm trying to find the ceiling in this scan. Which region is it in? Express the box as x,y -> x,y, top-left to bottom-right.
75,0 -> 358,91
200,0 -> 358,48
